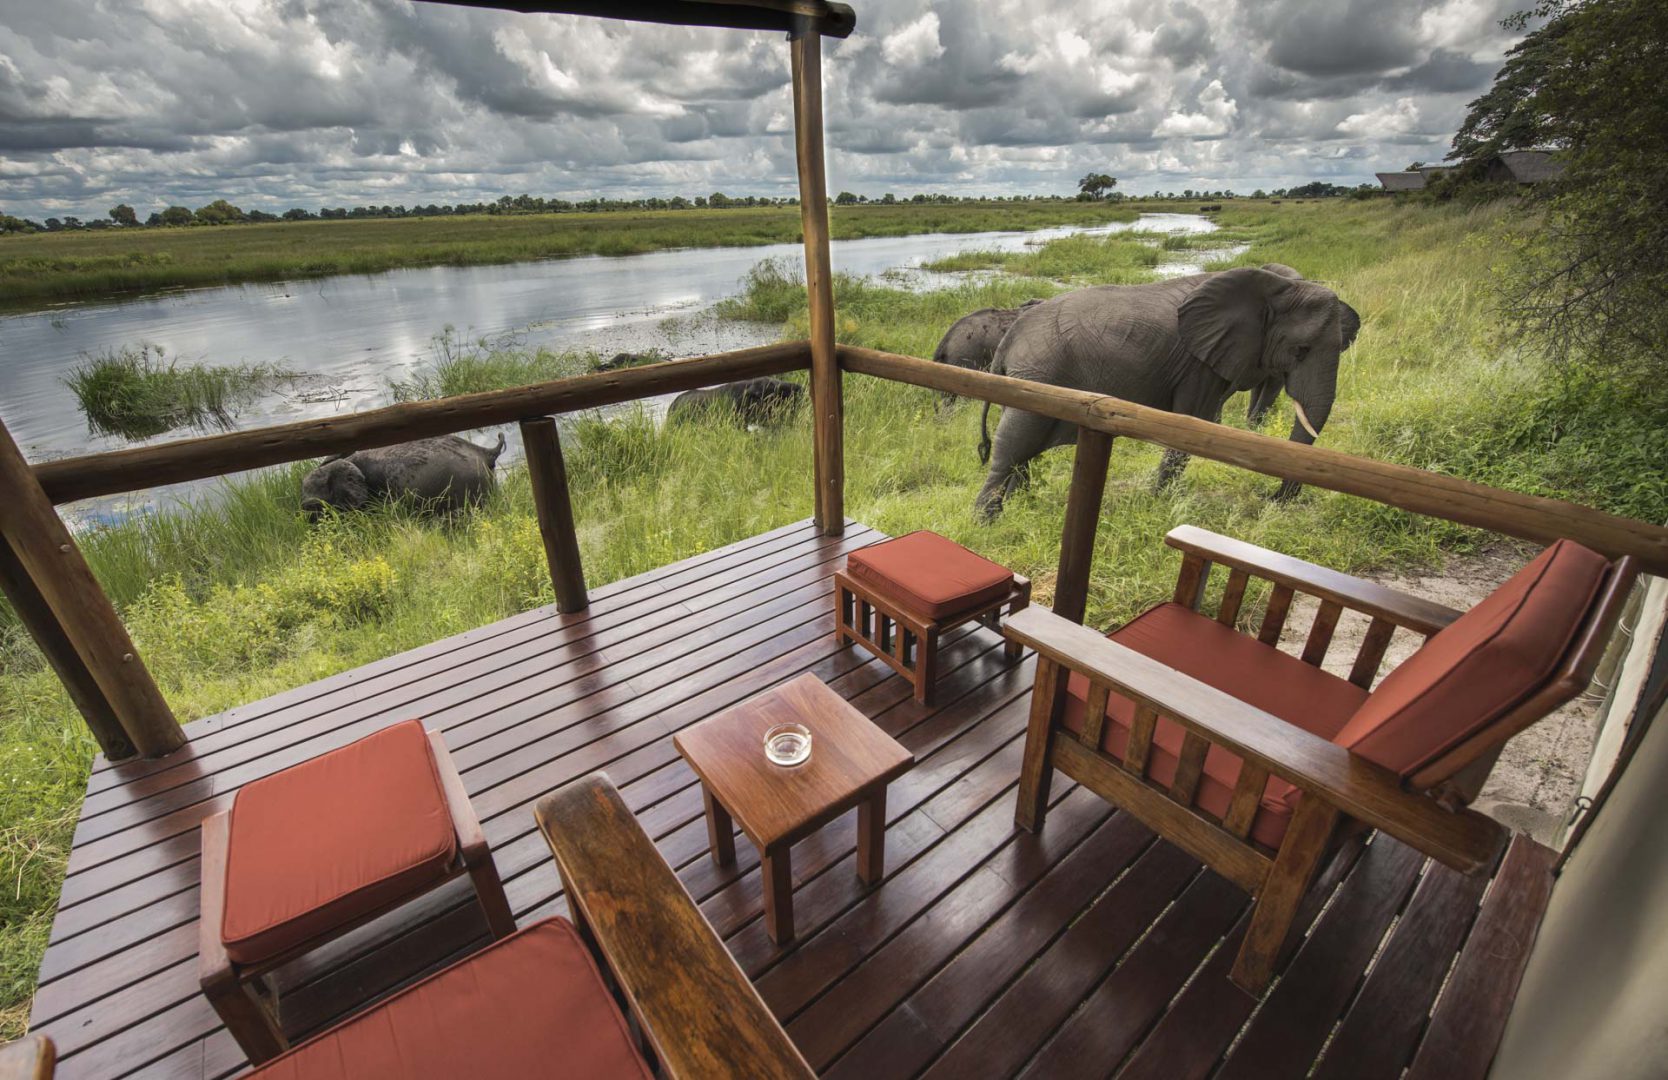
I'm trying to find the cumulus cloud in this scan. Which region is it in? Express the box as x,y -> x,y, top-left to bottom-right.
0,0 -> 1527,218
1154,80 -> 1238,139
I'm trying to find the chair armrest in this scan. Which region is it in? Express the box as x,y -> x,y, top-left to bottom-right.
0,1036 -> 54,1080
536,775 -> 814,1080
1004,607 -> 1504,872
1166,525 -> 1463,636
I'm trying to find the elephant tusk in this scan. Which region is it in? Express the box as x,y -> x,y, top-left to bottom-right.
1292,400 -> 1321,440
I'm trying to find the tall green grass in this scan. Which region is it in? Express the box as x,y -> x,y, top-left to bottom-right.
63,346 -> 301,438
0,202 -> 1140,308
4,197 -> 1665,1037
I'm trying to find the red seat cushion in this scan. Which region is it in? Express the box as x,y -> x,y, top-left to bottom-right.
1336,539 -> 1610,778
847,530 -> 1014,620
1063,603 -> 1368,849
222,719 -> 457,965
248,918 -> 652,1079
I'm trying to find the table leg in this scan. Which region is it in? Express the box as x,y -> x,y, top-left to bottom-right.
762,845 -> 795,943
704,786 -> 736,867
858,787 -> 887,885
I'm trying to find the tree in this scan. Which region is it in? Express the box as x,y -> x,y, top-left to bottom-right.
108,204 -> 138,227
1456,0 -> 1668,384
1077,172 -> 1117,199
159,205 -> 193,226
834,191 -> 859,205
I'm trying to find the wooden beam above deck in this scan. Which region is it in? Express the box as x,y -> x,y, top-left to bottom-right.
422,0 -> 856,38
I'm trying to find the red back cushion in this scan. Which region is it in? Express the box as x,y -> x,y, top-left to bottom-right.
1335,540 -> 1610,778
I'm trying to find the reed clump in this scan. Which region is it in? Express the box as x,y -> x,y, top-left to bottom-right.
63,345 -> 301,439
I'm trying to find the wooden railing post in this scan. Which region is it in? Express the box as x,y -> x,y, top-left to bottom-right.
0,417 -> 181,759
519,417 -> 587,614
1053,428 -> 1114,625
0,536 -> 134,759
790,24 -> 844,537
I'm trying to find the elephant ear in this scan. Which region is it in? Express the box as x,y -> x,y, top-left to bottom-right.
329,460 -> 370,509
1338,300 -> 1362,352
1177,267 -> 1293,387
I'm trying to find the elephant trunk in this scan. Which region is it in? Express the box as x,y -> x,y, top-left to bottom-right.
1282,360 -> 1336,447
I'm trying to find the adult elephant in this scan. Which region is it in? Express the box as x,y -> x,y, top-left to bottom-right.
974,266 -> 1359,518
300,434 -> 504,519
667,377 -> 803,425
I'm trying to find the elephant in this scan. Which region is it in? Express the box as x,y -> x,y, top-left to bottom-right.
300,434 -> 505,519
667,377 -> 804,425
931,299 -> 1044,408
974,265 -> 1359,519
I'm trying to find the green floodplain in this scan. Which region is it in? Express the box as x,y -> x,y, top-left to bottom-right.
4,196 -> 1667,1035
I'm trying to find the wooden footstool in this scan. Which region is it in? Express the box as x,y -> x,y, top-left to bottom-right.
673,673 -> 914,944
199,719 -> 517,1064
835,530 -> 1030,704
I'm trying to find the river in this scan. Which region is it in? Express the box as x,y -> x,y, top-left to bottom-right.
0,212 -> 1227,523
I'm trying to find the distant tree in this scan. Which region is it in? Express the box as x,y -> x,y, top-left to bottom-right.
108,204 -> 138,227
43,217 -> 63,231
1251,189 -> 1267,199
158,205 -> 193,226
282,208 -> 313,221
1457,0 -> 1668,385
61,217 -> 82,229
193,199 -> 246,225
1077,172 -> 1117,200
834,191 -> 859,205
881,192 -> 897,204
0,213 -> 36,234
708,191 -> 732,209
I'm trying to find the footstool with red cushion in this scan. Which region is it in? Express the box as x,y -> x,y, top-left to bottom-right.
836,530 -> 1030,703
244,918 -> 651,1080
199,719 -> 517,1064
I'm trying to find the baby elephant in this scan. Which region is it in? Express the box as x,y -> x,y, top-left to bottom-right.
667,377 -> 804,425
931,299 -> 1043,408
300,434 -> 505,519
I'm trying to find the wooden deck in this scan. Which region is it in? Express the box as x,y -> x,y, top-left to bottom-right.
29,517 -> 1554,1079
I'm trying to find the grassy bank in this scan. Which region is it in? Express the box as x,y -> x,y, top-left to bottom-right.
4,197 -> 1666,1037
0,201 -> 1139,309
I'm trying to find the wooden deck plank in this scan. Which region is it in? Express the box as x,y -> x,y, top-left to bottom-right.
26,520 -> 1567,1079
1404,836 -> 1558,1080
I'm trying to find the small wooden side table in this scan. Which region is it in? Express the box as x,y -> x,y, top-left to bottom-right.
673,673 -> 914,944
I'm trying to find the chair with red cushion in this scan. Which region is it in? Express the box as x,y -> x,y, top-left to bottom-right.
240,774 -> 812,1080
1006,525 -> 1637,994
836,530 -> 1030,703
199,719 -> 517,1063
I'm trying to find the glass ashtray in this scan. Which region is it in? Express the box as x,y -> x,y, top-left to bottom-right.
764,722 -> 812,767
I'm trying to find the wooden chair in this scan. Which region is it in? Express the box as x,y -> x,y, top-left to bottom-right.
835,530 -> 1030,704
240,774 -> 812,1079
1007,525 -> 1637,994
0,1037 -> 53,1080
199,720 -> 516,1063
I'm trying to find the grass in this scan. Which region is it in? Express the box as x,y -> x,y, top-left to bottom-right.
387,329 -> 667,403
0,202 -> 1139,309
5,196 -> 1667,1038
62,345 -> 301,439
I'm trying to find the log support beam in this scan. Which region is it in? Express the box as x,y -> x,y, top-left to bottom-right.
0,417 -> 181,760
1053,428 -> 1114,625
791,26 -> 844,537
520,416 -> 588,614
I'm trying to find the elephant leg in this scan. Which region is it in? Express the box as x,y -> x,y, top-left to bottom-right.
1153,449 -> 1191,492
975,409 -> 1057,521
1151,377 -> 1225,494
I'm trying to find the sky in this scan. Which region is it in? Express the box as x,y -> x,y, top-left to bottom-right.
0,0 -> 1527,220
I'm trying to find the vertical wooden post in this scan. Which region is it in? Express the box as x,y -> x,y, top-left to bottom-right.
0,536 -> 134,759
790,24 -> 844,537
1052,428 -> 1114,625
0,416 -> 181,759
519,417 -> 587,614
